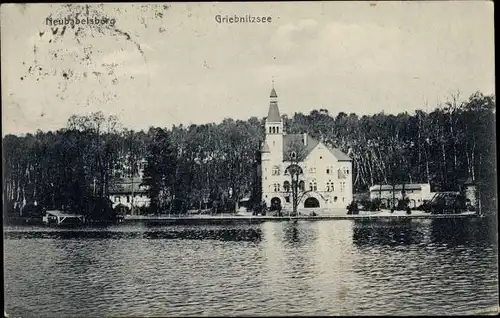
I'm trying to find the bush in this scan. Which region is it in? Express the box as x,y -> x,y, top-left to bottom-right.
21,203 -> 44,218
397,198 -> 410,211
347,201 -> 359,215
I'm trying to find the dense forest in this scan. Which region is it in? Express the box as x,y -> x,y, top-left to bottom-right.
2,91 -> 496,218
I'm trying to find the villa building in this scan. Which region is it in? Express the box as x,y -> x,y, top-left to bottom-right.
260,86 -> 353,211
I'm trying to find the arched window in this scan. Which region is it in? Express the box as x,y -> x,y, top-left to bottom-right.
269,127 -> 272,134
290,151 -> 296,160
334,196 -> 338,202
326,180 -> 334,192
309,179 -> 317,191
299,180 -> 305,192
284,181 -> 290,192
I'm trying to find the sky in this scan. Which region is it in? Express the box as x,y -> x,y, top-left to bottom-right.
1,2 -> 495,136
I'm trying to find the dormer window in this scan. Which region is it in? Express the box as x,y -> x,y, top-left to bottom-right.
290,151 -> 296,159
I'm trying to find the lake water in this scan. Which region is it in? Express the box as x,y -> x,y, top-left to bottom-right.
4,218 -> 499,317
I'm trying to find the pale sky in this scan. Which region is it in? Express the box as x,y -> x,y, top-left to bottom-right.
1,2 -> 495,136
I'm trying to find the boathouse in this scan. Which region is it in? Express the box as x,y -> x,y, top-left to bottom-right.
369,183 -> 432,208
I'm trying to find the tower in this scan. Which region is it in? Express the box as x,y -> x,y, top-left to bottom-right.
264,85 -> 284,162
261,84 -> 284,208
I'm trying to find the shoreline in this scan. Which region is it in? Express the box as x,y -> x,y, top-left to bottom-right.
120,211 -> 481,225
4,211 -> 484,227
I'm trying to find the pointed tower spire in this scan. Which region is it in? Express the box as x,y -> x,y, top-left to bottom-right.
270,77 -> 278,98
267,80 -> 280,122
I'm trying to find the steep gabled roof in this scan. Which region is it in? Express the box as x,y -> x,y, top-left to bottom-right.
328,148 -> 352,161
267,103 -> 281,122
283,134 -> 319,159
109,177 -> 148,194
282,134 -> 351,162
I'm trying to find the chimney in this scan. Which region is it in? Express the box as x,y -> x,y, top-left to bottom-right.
303,133 -> 307,146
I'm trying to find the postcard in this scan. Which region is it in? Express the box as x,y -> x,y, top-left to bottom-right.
2,2 -> 497,317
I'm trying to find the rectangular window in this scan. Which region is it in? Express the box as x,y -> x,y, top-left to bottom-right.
326,168 -> 330,174
127,196 -> 130,203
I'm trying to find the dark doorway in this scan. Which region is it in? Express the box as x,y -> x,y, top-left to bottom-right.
304,197 -> 320,208
270,197 -> 282,211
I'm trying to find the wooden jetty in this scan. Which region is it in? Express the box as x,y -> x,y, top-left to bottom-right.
42,210 -> 86,226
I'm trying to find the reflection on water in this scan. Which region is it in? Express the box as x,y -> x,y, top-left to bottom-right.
4,226 -> 262,242
352,221 -> 425,246
4,219 -> 498,317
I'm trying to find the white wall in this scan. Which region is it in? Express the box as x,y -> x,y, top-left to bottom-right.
261,139 -> 353,210
369,183 -> 431,207
110,193 -> 150,210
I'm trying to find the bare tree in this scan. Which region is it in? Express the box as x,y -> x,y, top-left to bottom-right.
283,135 -> 308,216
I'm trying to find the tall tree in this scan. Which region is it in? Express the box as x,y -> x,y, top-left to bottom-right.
142,128 -> 177,214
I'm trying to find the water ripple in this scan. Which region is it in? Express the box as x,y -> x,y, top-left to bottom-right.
4,219 -> 498,317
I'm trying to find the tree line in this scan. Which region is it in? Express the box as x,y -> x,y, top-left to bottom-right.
2,91 -> 496,219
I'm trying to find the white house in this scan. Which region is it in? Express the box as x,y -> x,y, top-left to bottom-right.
368,183 -> 432,208
108,176 -> 150,213
260,86 -> 353,211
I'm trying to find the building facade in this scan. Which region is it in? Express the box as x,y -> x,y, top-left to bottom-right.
108,158 -> 150,213
368,183 -> 432,208
260,87 -> 353,211
109,176 -> 150,213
